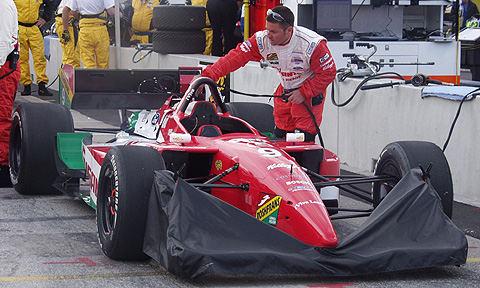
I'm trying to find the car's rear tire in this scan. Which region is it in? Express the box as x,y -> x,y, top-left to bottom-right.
372,141 -> 453,218
151,6 -> 206,30
9,103 -> 74,195
152,30 -> 206,54
97,146 -> 165,260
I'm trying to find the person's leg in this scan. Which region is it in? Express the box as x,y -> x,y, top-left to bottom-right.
221,0 -> 239,54
95,26 -> 110,69
207,0 -> 224,56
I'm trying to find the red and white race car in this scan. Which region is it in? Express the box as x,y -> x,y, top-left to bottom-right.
8,74 -> 466,278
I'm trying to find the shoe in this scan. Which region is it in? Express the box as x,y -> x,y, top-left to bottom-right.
21,84 -> 31,96
0,165 -> 12,188
38,82 -> 53,96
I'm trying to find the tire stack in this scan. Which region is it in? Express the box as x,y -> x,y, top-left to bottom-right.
152,5 -> 206,54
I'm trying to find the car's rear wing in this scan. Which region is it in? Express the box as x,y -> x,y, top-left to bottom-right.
59,64 -> 201,110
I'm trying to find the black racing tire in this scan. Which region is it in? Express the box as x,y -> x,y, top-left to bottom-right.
373,141 -> 453,218
225,102 -> 275,134
9,103 -> 74,195
97,146 -> 166,260
152,30 -> 205,54
152,5 -> 206,30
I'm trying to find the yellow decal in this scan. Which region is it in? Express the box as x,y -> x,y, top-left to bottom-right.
256,196 -> 282,221
215,160 -> 222,170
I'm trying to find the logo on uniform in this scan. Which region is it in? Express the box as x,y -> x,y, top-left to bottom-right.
267,53 -> 279,60
307,42 -> 316,56
319,52 -> 330,63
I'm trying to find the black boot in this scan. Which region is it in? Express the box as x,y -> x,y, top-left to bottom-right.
21,84 -> 31,96
0,165 -> 12,188
38,81 -> 53,96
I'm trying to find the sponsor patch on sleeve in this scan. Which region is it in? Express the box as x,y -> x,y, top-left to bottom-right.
307,42 -> 316,56
319,52 -> 330,63
256,36 -> 264,50
240,40 -> 252,53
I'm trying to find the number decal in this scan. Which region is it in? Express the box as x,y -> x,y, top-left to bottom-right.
258,148 -> 282,158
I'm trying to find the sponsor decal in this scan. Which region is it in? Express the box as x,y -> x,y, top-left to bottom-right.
267,53 -> 279,60
269,61 -> 279,65
291,57 -> 303,63
256,195 -> 282,226
322,61 -> 334,71
267,163 -> 298,171
215,159 -> 222,170
258,194 -> 271,207
286,180 -> 310,185
240,40 -> 252,53
294,199 -> 324,210
307,42 -> 316,56
151,113 -> 160,125
276,174 -> 304,180
256,37 -> 263,50
292,66 -> 303,70
288,185 -> 313,192
319,52 -> 330,63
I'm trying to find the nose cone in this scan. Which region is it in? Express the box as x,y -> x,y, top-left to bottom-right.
278,190 -> 338,247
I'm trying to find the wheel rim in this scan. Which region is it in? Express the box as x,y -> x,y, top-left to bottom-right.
101,165 -> 117,236
375,161 -> 402,203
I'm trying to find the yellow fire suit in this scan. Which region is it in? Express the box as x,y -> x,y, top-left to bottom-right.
191,0 -> 212,55
78,11 -> 110,69
55,1 -> 80,68
13,0 -> 53,86
130,0 -> 161,44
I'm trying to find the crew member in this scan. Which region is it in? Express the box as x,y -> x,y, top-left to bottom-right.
194,6 -> 336,142
0,0 -> 21,186
56,0 -> 80,68
69,0 -> 121,68
191,0 -> 213,55
14,0 -> 55,96
130,0 -> 169,44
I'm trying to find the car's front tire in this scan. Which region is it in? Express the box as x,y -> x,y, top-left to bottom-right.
97,146 -> 165,260
372,141 -> 453,218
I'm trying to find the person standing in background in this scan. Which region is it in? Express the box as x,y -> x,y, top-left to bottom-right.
56,0 -> 81,68
0,0 -> 21,186
130,0 -> 169,44
191,0 -> 212,55
206,0 -> 242,56
69,0 -> 121,69
14,0 -> 55,96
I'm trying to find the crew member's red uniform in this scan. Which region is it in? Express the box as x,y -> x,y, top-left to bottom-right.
201,26 -> 336,135
0,0 -> 21,185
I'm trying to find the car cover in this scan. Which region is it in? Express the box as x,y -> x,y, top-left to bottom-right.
143,169 -> 468,279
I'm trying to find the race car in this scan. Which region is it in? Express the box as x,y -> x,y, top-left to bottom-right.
8,75 -> 466,278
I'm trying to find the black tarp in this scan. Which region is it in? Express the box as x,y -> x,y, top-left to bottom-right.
143,169 -> 468,279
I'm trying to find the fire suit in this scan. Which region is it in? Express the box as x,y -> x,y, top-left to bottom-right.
130,0 -> 161,44
13,0 -> 54,87
0,0 -> 21,171
70,0 -> 115,69
201,26 -> 336,136
56,0 -> 80,68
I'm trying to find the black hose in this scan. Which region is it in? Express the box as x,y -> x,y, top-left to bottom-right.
331,71 -> 405,107
442,88 -> 480,152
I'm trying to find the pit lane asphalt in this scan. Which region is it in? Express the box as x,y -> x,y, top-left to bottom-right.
2,90 -> 478,287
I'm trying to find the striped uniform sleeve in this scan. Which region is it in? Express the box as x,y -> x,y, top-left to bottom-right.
298,40 -> 336,100
201,34 -> 264,82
